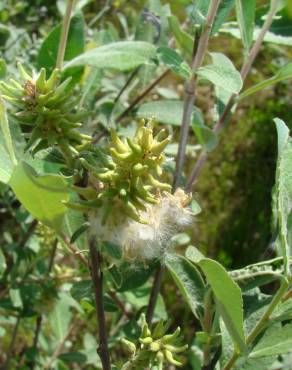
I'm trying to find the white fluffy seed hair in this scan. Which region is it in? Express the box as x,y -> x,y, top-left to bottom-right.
89,189 -> 195,261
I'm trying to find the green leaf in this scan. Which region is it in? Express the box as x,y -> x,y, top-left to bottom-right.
64,41 -> 156,71
212,0 -> 236,34
0,58 -> 6,79
0,134 -> 14,184
58,352 -> 87,365
167,15 -> 193,56
157,46 -> 192,79
9,162 -> 69,231
221,26 -> 292,46
240,63 -> 292,100
191,0 -> 210,25
272,298 -> 292,322
235,0 -> 256,51
250,323 -> 292,358
102,241 -> 122,260
136,100 -> 202,126
49,293 -> 72,343
185,245 -> 205,264
70,222 -> 90,244
197,55 -> 243,94
273,118 -> 292,274
62,199 -> 88,251
0,248 -> 6,274
37,13 -> 85,84
191,108 -> 218,152
0,99 -> 17,166
117,263 -> 155,292
165,254 -> 205,320
9,289 -> 23,309
191,0 -> 235,33
70,280 -> 92,302
198,258 -> 246,351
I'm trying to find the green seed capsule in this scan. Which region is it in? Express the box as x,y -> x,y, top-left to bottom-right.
149,341 -> 161,352
121,338 -> 136,355
163,349 -> 182,367
17,62 -> 31,80
111,128 -> 129,153
148,174 -> 171,191
161,327 -> 181,344
45,69 -> 60,92
36,68 -> 46,91
151,137 -> 170,155
126,137 -> 142,155
139,337 -> 153,345
164,344 -> 188,353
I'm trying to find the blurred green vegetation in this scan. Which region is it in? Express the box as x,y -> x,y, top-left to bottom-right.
1,1 -> 292,369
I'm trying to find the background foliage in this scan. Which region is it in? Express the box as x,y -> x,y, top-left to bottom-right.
0,0 -> 292,369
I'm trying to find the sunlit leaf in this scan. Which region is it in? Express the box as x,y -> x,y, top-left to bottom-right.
236,0 -> 256,51
64,41 -> 156,71
197,55 -> 242,94
273,118 -> 292,274
9,162 -> 69,231
199,258 -> 246,351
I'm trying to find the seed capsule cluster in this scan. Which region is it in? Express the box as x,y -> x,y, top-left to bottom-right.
0,63 -> 91,160
70,120 -> 171,224
121,314 -> 187,370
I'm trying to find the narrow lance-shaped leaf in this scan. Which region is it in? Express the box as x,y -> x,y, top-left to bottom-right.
220,26 -> 292,46
273,118 -> 292,275
165,254 -> 205,321
236,0 -> 256,52
198,258 -> 246,352
239,63 -> 292,100
167,15 -> 193,57
212,0 -> 236,34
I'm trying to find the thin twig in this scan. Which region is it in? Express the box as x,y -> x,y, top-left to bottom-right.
56,0 -> 74,70
2,316 -> 21,370
173,0 -> 220,190
145,264 -> 165,325
89,240 -> 111,370
186,0 -> 280,191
